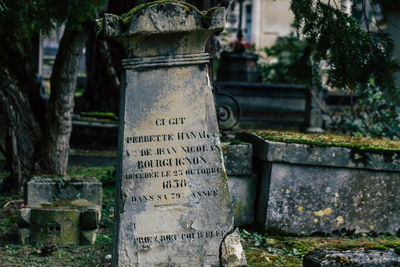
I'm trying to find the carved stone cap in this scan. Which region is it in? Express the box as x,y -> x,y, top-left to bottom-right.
98,1 -> 225,57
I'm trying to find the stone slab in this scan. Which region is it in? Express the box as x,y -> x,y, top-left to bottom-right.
228,174 -> 257,227
303,248 -> 400,266
266,163 -> 400,234
81,229 -> 98,245
30,208 -> 81,245
240,133 -> 400,172
222,143 -> 252,175
18,228 -> 30,245
25,177 -> 102,207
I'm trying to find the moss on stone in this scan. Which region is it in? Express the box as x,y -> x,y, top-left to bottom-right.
233,200 -> 242,219
97,0 -> 219,33
246,129 -> 400,152
119,0 -> 218,26
39,199 -> 98,210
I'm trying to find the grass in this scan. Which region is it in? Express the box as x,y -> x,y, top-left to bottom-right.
246,129 -> 400,152
0,166 -> 116,266
240,230 -> 400,266
1,165 -> 400,266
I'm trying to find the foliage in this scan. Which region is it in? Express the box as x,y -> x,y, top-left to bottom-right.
260,1 -> 400,139
260,32 -> 311,84
0,0 -> 105,55
290,0 -> 400,94
66,166 -> 116,185
343,80 -> 400,139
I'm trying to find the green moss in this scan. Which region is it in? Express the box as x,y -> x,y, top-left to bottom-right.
67,166 -> 116,185
246,129 -> 400,152
39,198 -> 98,209
241,230 -> 400,266
74,111 -> 118,124
96,0 -> 219,33
80,111 -> 117,119
368,245 -> 389,251
233,200 -> 242,219
384,242 -> 400,255
119,0 -> 218,26
229,139 -> 242,145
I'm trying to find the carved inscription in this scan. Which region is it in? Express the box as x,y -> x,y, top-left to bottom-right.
125,117 -> 223,207
132,230 -> 227,246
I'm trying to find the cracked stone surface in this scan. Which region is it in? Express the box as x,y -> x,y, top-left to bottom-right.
102,2 -> 244,266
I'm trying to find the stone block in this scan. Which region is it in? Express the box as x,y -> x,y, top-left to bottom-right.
241,133 -> 400,234
80,229 -> 98,245
255,139 -> 400,172
18,228 -> 30,245
266,163 -> 400,234
221,228 -> 247,267
228,174 -> 257,226
222,142 -> 253,175
25,177 -> 102,207
30,207 -> 80,245
18,208 -> 31,227
303,248 -> 400,266
27,199 -> 101,245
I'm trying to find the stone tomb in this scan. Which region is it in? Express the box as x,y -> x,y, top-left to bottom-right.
100,2 -> 245,266
20,177 -> 102,245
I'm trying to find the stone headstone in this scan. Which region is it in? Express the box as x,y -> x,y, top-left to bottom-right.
100,2 -> 242,266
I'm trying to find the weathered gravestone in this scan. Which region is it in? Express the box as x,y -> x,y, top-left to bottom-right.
19,177 -> 102,245
100,2 -> 245,266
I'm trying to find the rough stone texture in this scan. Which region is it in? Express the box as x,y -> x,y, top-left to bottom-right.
221,228 -> 247,267
30,208 -> 81,245
102,3 -> 244,266
222,143 -> 252,176
18,228 -> 30,245
223,142 -> 256,227
25,177 -> 102,207
18,207 -> 31,227
267,163 -> 400,234
25,199 -> 101,245
81,229 -> 98,245
303,248 -> 400,266
240,132 -> 400,234
253,139 -> 400,172
228,174 -> 257,227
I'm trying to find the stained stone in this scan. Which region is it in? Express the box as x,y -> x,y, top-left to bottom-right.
221,228 -> 247,267
81,229 -> 98,245
303,248 -> 400,266
18,207 -> 31,227
100,2 -> 242,266
25,177 -> 102,207
18,228 -> 30,245
30,207 -> 81,245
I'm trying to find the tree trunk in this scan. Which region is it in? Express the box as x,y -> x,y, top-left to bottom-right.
79,23 -> 120,113
37,22 -> 88,175
0,68 -> 41,194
